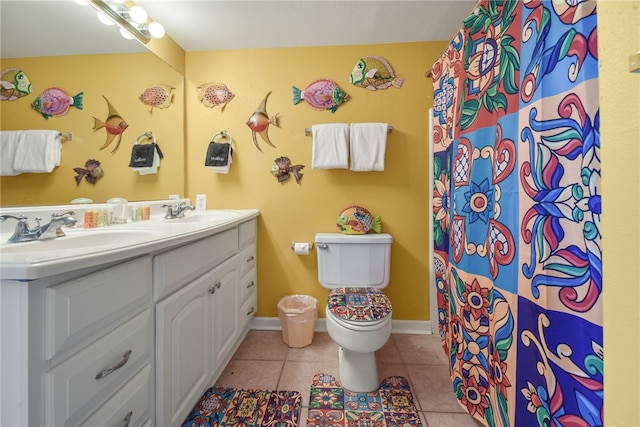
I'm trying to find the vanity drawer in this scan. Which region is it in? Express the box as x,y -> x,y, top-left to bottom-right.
239,267 -> 257,305
45,256 -> 151,361
44,309 -> 152,427
239,218 -> 257,249
238,244 -> 256,278
240,290 -> 257,330
153,228 -> 237,300
80,364 -> 152,427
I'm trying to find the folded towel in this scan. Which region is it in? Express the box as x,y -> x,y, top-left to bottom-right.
311,123 -> 349,169
205,142 -> 233,174
129,143 -> 163,175
1,130 -> 62,175
349,123 -> 388,171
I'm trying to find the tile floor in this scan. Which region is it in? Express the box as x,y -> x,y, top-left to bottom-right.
214,330 -> 483,427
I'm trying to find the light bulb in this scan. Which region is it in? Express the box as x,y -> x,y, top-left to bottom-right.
148,21 -> 165,38
128,5 -> 148,24
97,11 -> 115,25
119,28 -> 135,40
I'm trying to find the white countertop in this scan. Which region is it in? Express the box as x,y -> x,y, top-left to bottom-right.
0,207 -> 259,281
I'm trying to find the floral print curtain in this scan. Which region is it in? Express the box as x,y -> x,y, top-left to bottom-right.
430,1 -> 602,426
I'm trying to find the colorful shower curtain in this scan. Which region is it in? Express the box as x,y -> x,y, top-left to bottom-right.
430,1 -> 602,426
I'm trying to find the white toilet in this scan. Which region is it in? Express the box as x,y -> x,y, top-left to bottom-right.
315,232 -> 393,392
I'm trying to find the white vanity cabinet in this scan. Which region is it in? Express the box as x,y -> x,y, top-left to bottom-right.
0,210 -> 259,427
153,218 -> 257,426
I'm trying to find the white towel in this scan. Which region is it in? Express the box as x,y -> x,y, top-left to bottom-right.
349,123 -> 388,172
311,123 -> 349,169
0,130 -> 61,175
131,147 -> 161,175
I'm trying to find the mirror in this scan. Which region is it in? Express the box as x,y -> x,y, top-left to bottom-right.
0,1 -> 185,207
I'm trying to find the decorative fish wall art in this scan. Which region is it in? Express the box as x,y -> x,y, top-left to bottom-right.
270,156 -> 304,184
337,205 -> 382,234
0,68 -> 32,101
292,79 -> 350,113
349,55 -> 404,91
246,91 -> 279,151
139,84 -> 174,112
93,96 -> 128,153
73,159 -> 103,186
31,87 -> 83,119
197,82 -> 235,111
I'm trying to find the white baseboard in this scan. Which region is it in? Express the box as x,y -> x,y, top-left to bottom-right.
249,317 -> 432,335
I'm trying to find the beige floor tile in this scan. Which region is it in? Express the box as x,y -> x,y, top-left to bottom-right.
232,329 -> 289,360
215,359 -> 284,390
376,334 -> 402,363
277,360 -> 339,407
395,334 -> 449,365
285,331 -> 338,362
405,364 -> 465,413
423,411 -> 485,427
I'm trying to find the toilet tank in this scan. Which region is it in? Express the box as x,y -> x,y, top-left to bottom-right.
315,233 -> 392,289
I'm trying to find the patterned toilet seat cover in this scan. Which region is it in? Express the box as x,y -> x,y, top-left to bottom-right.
327,287 -> 392,322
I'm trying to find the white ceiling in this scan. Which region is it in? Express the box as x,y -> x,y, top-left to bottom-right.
1,0 -> 476,58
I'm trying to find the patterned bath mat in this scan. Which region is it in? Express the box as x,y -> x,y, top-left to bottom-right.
182,386 -> 302,427
307,373 -> 422,427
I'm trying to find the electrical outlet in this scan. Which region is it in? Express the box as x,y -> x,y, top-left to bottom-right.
196,194 -> 207,211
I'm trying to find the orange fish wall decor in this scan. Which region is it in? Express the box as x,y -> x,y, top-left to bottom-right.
246,91 -> 279,152
93,95 -> 128,153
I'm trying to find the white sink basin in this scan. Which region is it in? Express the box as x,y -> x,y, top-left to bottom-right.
157,210 -> 239,223
0,228 -> 166,254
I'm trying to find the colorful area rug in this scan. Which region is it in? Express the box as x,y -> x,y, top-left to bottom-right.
307,373 -> 422,427
182,386 -> 302,427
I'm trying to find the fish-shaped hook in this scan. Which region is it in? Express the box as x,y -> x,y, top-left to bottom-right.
246,91 -> 278,151
93,95 -> 128,154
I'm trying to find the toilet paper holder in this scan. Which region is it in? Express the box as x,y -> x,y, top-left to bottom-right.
290,242 -> 314,251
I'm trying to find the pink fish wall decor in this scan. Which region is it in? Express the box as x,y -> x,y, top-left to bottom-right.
197,82 -> 235,111
31,87 -> 83,119
246,91 -> 279,151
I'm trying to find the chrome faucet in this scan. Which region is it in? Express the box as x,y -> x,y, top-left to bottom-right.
0,211 -> 77,243
161,202 -> 195,219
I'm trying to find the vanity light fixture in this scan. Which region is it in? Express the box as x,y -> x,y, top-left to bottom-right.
86,0 -> 165,44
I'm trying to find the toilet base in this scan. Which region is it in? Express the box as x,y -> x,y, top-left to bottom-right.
337,346 -> 380,393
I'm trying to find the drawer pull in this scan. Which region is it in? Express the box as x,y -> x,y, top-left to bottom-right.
95,350 -> 132,379
246,255 -> 255,262
247,306 -> 255,315
121,411 -> 133,427
246,281 -> 255,289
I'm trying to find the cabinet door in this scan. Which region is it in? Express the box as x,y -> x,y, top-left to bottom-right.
211,256 -> 239,372
156,271 -> 214,427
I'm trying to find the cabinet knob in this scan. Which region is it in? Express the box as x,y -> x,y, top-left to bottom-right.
215,281 -> 221,289
209,286 -> 216,294
121,411 -> 133,427
95,349 -> 132,379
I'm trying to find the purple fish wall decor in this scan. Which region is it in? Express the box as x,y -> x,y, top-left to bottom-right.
93,95 -> 128,153
31,87 -> 83,119
73,159 -> 103,186
246,91 -> 279,151
292,79 -> 350,113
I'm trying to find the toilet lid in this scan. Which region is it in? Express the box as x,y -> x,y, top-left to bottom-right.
327,287 -> 392,323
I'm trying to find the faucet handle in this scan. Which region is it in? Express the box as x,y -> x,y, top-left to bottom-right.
0,214 -> 27,222
52,211 -> 75,219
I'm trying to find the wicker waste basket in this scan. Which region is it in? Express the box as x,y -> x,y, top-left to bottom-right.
277,295 -> 318,348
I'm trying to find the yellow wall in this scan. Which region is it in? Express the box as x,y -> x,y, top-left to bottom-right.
185,42 -> 445,319
0,53 -> 184,205
599,1 -> 640,425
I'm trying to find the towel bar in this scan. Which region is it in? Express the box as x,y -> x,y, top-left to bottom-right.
304,125 -> 393,137
59,132 -> 72,141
